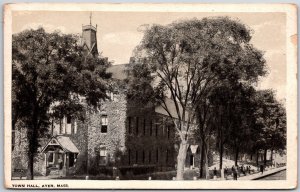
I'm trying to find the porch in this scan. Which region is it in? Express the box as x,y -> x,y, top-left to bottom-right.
41,136 -> 79,177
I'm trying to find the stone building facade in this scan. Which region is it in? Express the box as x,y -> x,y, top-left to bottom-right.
11,21 -> 183,179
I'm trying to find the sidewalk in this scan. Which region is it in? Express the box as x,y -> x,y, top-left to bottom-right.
238,166 -> 286,180
210,166 -> 286,181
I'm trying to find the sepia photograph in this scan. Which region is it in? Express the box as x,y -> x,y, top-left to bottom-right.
3,3 -> 297,189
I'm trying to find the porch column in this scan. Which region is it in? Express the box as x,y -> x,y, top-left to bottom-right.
64,153 -> 67,167
44,153 -> 47,176
192,155 -> 195,168
62,153 -> 68,176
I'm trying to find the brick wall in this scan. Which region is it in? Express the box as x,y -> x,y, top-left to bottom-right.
123,100 -> 177,170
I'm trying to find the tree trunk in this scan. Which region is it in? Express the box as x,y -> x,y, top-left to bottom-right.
199,141 -> 205,178
263,149 -> 267,166
256,150 -> 259,166
176,141 -> 188,180
270,149 -> 273,162
219,140 -> 223,170
26,151 -> 34,180
234,148 -> 239,166
205,143 -> 210,180
26,128 -> 36,180
26,101 -> 39,180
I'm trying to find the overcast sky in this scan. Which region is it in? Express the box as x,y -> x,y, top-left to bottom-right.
12,11 -> 286,100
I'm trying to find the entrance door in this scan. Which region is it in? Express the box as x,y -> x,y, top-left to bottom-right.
190,154 -> 194,166
69,153 -> 74,167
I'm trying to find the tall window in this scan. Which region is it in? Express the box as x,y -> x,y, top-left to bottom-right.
101,115 -> 108,133
59,118 -> 63,134
150,120 -> 153,136
66,116 -> 72,134
167,126 -> 170,139
156,148 -> 159,163
143,118 -> 146,136
155,123 -> 158,137
67,116 -> 71,124
135,150 -> 138,164
136,117 -> 139,135
128,117 -> 132,134
99,146 -> 107,165
148,150 -> 151,163
74,120 -> 77,134
166,149 -> 169,163
128,149 -> 131,165
142,150 -> 145,163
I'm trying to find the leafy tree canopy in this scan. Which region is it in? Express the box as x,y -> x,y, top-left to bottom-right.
12,28 -> 111,179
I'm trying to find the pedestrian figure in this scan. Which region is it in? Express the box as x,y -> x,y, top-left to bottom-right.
224,166 -> 228,179
241,165 -> 245,175
260,164 -> 264,174
213,167 -> 217,180
233,166 -> 238,180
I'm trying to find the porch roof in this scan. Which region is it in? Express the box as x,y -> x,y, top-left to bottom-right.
41,136 -> 80,153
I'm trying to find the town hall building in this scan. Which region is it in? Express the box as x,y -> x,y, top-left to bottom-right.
11,21 -> 202,179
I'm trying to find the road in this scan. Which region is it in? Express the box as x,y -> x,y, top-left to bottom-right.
257,170 -> 286,180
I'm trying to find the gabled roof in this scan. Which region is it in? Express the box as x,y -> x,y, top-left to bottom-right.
41,136 -> 79,153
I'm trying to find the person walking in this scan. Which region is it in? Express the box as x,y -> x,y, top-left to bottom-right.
260,164 -> 264,175
233,166 -> 238,180
242,165 -> 245,175
213,167 -> 217,180
224,166 -> 228,180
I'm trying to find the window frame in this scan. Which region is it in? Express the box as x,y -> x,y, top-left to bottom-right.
99,145 -> 107,165
101,115 -> 108,133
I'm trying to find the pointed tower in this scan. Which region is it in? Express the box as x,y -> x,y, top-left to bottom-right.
81,13 -> 98,57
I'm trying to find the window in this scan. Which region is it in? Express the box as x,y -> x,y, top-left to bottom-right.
66,116 -> 72,134
167,126 -> 170,139
106,91 -> 114,101
155,124 -> 158,137
150,120 -> 153,136
74,120 -> 77,134
128,117 -> 132,134
51,120 -> 54,135
99,146 -> 107,165
136,117 -> 139,135
135,150 -> 138,164
101,115 -> 108,133
59,119 -> 63,134
142,150 -> 145,163
67,116 -> 71,124
148,150 -> 151,163
143,118 -> 146,136
128,149 -> 131,165
166,149 -> 169,163
156,148 -> 159,163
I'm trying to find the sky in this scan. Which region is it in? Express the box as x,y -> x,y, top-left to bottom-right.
12,11 -> 286,100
